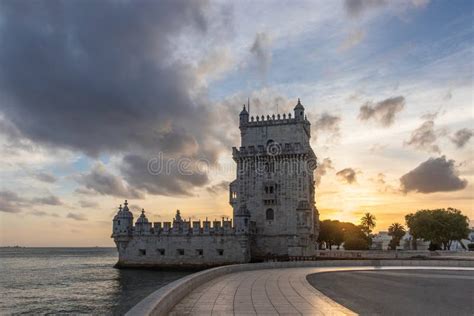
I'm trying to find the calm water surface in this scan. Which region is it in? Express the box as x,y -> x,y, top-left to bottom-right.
0,248 -> 192,315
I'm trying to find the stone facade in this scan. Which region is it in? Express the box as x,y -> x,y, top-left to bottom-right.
231,98 -> 319,260
112,99 -> 319,268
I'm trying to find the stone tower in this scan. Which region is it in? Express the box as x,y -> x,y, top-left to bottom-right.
230,99 -> 319,260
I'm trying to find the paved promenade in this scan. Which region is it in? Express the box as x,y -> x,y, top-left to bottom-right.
169,266 -> 474,316
170,267 -> 357,315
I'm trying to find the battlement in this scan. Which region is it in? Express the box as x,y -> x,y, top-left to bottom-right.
241,112 -> 309,127
143,217 -> 235,236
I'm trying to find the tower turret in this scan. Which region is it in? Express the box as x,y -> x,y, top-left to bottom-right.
294,98 -> 305,121
135,208 -> 151,235
112,200 -> 133,236
239,104 -> 249,126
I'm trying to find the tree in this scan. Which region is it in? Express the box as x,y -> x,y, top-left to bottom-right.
344,235 -> 369,250
360,212 -> 376,236
317,220 -> 344,249
341,222 -> 370,250
388,223 -> 406,250
405,208 -> 470,250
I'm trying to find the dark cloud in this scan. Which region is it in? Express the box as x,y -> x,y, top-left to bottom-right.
206,181 -> 230,195
404,120 -> 441,153
358,96 -> 405,127
315,158 -> 334,187
344,0 -> 386,17
0,1 -> 233,196
78,200 -> 99,209
250,32 -> 272,79
120,154 -> 209,196
32,195 -> 63,206
336,168 -> 357,184
0,191 -> 62,212
76,163 -> 144,199
314,113 -> 341,141
450,128 -> 473,148
0,190 -> 28,213
400,156 -> 467,193
74,187 -> 99,196
34,172 -> 57,183
67,212 -> 87,221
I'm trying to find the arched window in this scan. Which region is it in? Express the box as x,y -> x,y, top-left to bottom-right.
266,208 -> 274,221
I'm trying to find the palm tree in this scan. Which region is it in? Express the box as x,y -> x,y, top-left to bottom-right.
360,212 -> 376,237
388,223 -> 406,250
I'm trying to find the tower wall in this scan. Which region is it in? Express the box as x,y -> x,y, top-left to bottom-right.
231,101 -> 319,260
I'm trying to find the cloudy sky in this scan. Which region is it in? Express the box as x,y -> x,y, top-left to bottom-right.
0,0 -> 472,246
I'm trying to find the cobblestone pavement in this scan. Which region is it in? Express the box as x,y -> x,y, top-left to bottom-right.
170,267 -> 357,316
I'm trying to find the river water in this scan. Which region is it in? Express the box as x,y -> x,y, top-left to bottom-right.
0,247 -> 191,315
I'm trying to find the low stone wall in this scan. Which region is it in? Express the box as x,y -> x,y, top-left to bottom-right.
314,250 -> 474,259
126,259 -> 474,316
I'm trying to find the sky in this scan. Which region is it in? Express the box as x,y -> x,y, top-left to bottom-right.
0,0 -> 473,246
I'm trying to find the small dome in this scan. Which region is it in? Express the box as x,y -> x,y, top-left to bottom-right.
240,104 -> 248,115
294,98 -> 304,110
119,200 -> 133,218
135,209 -> 149,224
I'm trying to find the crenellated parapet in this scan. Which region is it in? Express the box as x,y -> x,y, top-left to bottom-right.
113,205 -> 244,238
239,98 -> 310,128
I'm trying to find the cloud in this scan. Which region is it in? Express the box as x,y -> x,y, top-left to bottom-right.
120,154 -> 209,196
400,156 -> 467,193
0,190 -> 28,213
78,200 -> 99,209
315,158 -> 334,187
336,168 -> 358,184
32,195 -> 62,206
0,1 -> 233,197
0,191 -> 62,213
371,172 -> 398,193
67,212 -> 87,221
250,32 -> 272,79
34,172 -> 57,183
358,96 -> 405,127
206,181 -> 229,195
74,187 -> 99,196
314,113 -> 342,141
344,0 -> 386,17
76,163 -> 144,199
30,210 -> 59,217
344,0 -> 430,17
404,120 -> 441,153
450,128 -> 473,148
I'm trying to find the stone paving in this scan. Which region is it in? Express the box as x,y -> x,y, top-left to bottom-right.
170,267 -> 357,315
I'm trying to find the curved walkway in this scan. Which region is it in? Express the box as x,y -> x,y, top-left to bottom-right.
170,266 -> 474,316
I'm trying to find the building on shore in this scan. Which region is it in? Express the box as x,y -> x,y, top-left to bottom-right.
112,99 -> 320,268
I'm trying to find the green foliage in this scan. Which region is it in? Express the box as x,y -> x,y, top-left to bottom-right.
343,235 -> 370,250
360,212 -> 376,237
388,223 -> 406,250
318,219 -> 370,250
405,208 -> 469,250
317,220 -> 344,249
